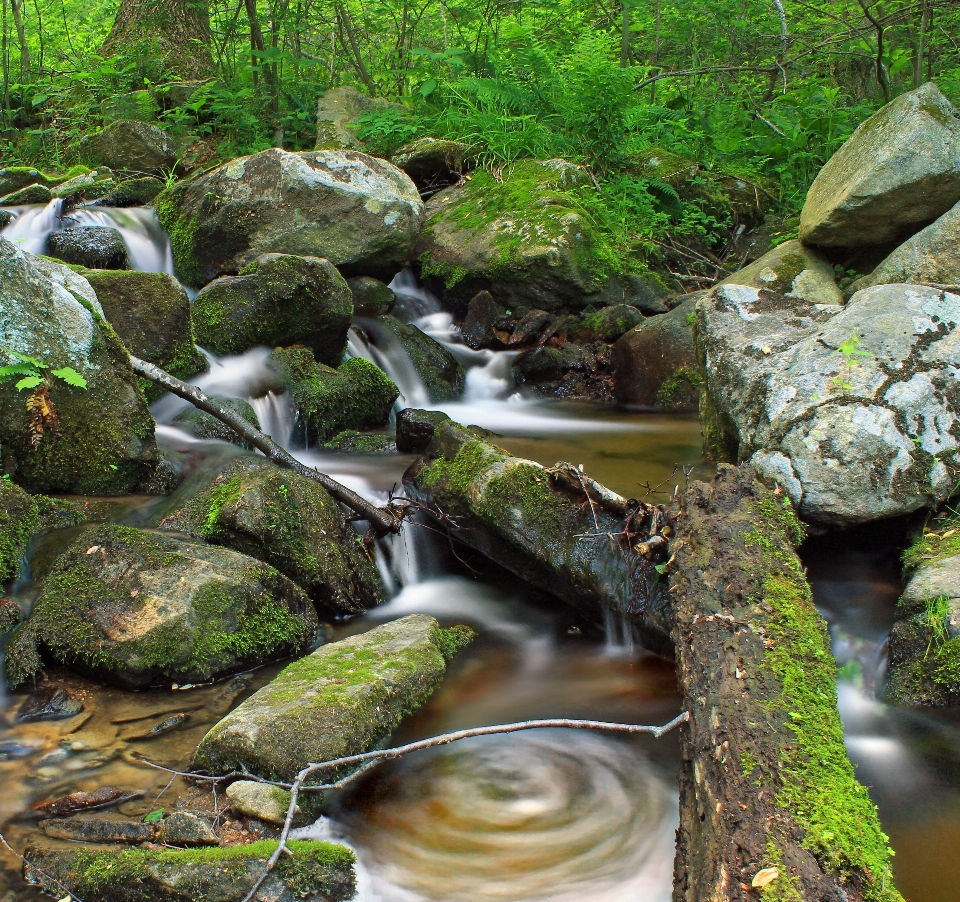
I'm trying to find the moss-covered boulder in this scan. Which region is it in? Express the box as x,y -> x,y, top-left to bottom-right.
23,840 -> 356,902
0,479 -> 39,583
0,238 -> 157,495
4,523 -> 318,690
193,254 -> 353,364
391,137 -> 470,182
0,183 -> 51,205
82,119 -> 180,174
576,303 -> 644,343
194,614 -> 473,780
270,347 -> 399,443
800,82 -> 960,248
51,168 -> 116,200
155,148 -> 424,288
347,275 -> 395,316
0,166 -> 52,196
83,269 -> 208,400
97,176 -> 164,207
47,227 -> 129,270
172,397 -> 259,447
164,456 -> 384,614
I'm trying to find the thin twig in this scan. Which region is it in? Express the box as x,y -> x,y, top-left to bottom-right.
1,831 -> 84,902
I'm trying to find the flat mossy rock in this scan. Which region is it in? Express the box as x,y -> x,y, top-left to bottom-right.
47,227 -> 129,270
347,275 -> 395,316
697,283 -> 960,527
404,419 -> 672,649
270,348 -> 399,443
83,269 -> 208,400
718,238 -> 843,306
82,119 -> 180,174
800,83 -> 960,248
23,840 -> 356,902
51,168 -> 116,200
0,238 -> 157,495
0,166 -> 52,195
155,148 -> 424,288
314,85 -> 403,151
0,183 -> 51,205
849,198 -> 960,295
172,397 -> 259,447
163,456 -> 384,614
612,293 -> 703,409
96,176 -> 164,207
193,614 -> 473,781
4,523 -> 317,690
0,479 -> 40,582
576,303 -> 644,343
322,430 -> 395,454
362,315 -> 464,402
193,254 -> 353,364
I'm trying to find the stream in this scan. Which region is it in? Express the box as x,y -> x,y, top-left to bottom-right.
1,203 -> 959,901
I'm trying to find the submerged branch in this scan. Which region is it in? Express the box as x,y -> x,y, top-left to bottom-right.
129,356 -> 402,535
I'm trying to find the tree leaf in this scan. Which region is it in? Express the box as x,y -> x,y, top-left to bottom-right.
0,364 -> 40,383
51,367 -> 88,389
143,808 -> 164,823
15,375 -> 44,391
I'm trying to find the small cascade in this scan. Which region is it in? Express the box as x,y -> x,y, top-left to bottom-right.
389,266 -> 442,321
347,326 -> 432,410
0,199 -> 66,254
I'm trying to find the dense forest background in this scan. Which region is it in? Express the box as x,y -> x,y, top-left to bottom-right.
3,0 -> 960,270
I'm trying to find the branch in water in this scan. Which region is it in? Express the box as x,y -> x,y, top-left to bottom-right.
129,355 -> 402,536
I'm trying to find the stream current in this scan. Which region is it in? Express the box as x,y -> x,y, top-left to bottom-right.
0,203 -> 959,901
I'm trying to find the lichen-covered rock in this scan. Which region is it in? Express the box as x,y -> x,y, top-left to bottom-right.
404,418 -> 672,648
697,282 -> 960,527
163,456 -> 384,614
96,176 -> 164,207
314,85 -> 403,150
576,304 -> 644,343
172,397 -> 259,448
800,83 -> 960,248
849,198 -> 960,295
226,780 -> 299,826
83,119 -> 180,174
23,840 -> 356,902
155,148 -> 424,287
391,137 -> 470,182
192,254 -> 353,364
361,315 -> 464,402
0,238 -> 157,495
270,347 -> 399,443
347,276 -> 395,316
47,227 -> 129,270
194,614 -> 473,781
82,269 -> 208,400
612,293 -> 703,409
4,523 -> 318,689
0,183 -> 51,205
718,239 -> 843,306
28,254 -> 104,314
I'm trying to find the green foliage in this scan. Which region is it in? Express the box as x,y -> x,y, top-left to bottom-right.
0,351 -> 87,393
830,332 -> 873,395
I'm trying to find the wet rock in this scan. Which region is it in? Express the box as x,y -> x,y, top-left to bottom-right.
194,615 -> 473,781
347,276 -> 395,317
395,408 -> 452,454
0,478 -> 39,583
510,343 -> 615,402
0,166 -> 51,196
404,419 -> 672,649
15,686 -> 83,723
461,290 -> 504,350
0,239 -> 157,495
51,169 -> 116,201
47,226 -> 129,270
322,430 -> 396,454
24,840 -> 356,902
0,183 -> 50,205
718,239 -> 843,306
576,304 -> 644,343
391,137 -> 470,182
506,309 -> 553,346
27,253 -> 105,313
155,148 -> 424,287
697,283 -> 960,527
122,712 -> 189,740
612,293 -> 703,409
41,816 -> 154,844
83,270 -> 208,400
193,254 -> 352,363
172,397 -> 259,448
33,787 -> 138,817
96,176 -> 165,207
0,209 -> 11,228
0,740 -> 39,759
0,596 -> 21,630
83,119 -> 181,174
361,315 -> 464,402
849,198 -> 960,295
800,82 -> 960,248
165,456 -> 385,615
315,85 -> 403,150
226,780 -> 299,826
270,347 -> 398,443
158,811 -> 219,845
136,448 -> 186,495
4,523 -> 318,690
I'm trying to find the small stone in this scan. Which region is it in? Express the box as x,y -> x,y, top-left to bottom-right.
16,686 -> 84,723
157,811 -> 219,846
226,780 -> 295,826
347,276 -> 396,317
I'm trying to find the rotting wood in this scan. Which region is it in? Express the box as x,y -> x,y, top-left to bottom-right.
130,356 -> 401,535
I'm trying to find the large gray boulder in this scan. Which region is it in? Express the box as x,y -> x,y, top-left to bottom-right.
849,198 -> 960,295
315,85 -> 402,150
155,148 -> 424,287
697,282 -> 960,527
192,253 -> 353,363
83,120 -> 180,174
47,227 -> 129,270
718,239 -> 842,305
4,524 -> 318,690
799,83 -> 960,248
193,615 -> 473,780
0,239 -> 157,495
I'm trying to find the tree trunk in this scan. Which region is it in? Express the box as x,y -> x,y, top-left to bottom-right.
102,0 -> 214,81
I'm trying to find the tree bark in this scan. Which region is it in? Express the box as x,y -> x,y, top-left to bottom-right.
102,0 -> 215,80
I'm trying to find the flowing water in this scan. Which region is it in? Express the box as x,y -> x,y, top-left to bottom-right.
0,216 -> 959,900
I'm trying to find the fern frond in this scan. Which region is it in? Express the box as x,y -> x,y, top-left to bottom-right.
51,367 -> 88,389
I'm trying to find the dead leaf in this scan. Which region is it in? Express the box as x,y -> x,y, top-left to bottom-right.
85,546 -> 101,555
752,867 -> 779,888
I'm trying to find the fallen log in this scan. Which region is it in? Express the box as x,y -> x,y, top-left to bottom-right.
129,356 -> 401,535
669,464 -> 901,902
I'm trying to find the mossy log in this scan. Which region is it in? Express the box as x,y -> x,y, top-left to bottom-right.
670,464 -> 901,902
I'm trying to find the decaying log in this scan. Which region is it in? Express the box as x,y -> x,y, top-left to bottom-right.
669,464 -> 901,902
130,356 -> 401,535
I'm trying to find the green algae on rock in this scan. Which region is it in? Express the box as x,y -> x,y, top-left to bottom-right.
270,347 -> 399,443
24,839 -> 356,902
4,523 -> 318,689
192,254 -> 353,364
0,479 -> 40,583
193,614 -> 474,781
164,456 -> 385,614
